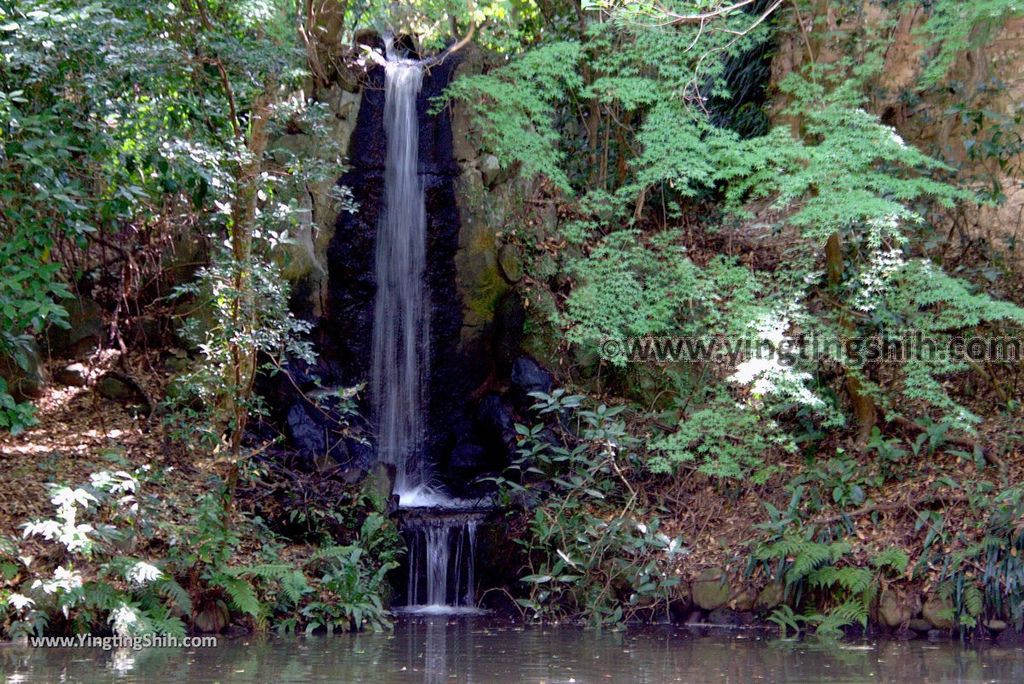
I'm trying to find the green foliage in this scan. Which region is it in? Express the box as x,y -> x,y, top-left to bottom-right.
722,78 -> 965,243
497,391 -> 684,626
755,531 -> 883,638
165,254 -> 315,451
440,41 -> 584,191
936,484 -> 1024,631
0,0 -> 316,429
447,0 -> 1024,492
871,548 -> 910,575
649,390 -> 790,480
915,0 -> 1024,88
790,450 -> 881,511
300,513 -> 403,633
6,466 -> 189,638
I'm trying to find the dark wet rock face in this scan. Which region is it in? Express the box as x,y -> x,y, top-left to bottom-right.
273,53 -> 560,491
286,404 -> 330,460
510,356 -> 554,409
476,393 -> 517,455
45,297 -> 103,358
318,57 -> 484,484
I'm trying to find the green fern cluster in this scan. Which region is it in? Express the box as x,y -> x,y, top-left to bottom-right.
757,535 -> 915,638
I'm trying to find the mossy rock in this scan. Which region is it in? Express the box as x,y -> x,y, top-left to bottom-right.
753,582 -> 785,612
922,595 -> 954,630
497,243 -> 523,283
908,618 -> 932,633
730,587 -> 756,611
193,599 -> 230,634
691,568 -> 730,610
0,338 -> 45,401
878,588 -> 913,628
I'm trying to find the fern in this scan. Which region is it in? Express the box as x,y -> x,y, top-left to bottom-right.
152,576 -> 193,616
871,548 -> 909,575
814,598 -> 869,638
964,583 -> 984,619
766,604 -> 803,637
789,542 -> 849,584
808,566 -> 873,594
212,573 -> 262,618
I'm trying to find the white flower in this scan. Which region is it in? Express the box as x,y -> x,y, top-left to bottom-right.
7,593 -> 35,611
50,487 -> 98,510
889,129 -> 907,149
110,604 -> 139,636
729,357 -> 775,386
60,523 -> 96,553
90,470 -> 138,495
126,561 -> 162,587
32,566 -> 83,595
54,566 -> 82,586
22,519 -> 62,541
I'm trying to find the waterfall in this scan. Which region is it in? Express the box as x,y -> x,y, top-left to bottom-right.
373,42 -> 484,612
404,518 -> 479,611
371,55 -> 429,499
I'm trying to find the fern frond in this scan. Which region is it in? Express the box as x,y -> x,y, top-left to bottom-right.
213,574 -> 263,617
871,548 -> 909,574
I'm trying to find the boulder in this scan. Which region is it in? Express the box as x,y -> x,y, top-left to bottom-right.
287,403 -> 327,459
908,618 -> 932,633
480,154 -> 507,187
753,582 -> 785,612
54,363 -> 88,388
0,337 -> 45,401
510,356 -> 554,406
96,373 -> 145,405
730,587 -> 756,611
193,599 -> 230,634
683,609 -> 705,625
691,568 -> 731,611
985,619 -> 1009,632
497,243 -> 523,283
476,393 -> 517,453
996,627 -> 1024,646
878,588 -> 913,628
45,298 -> 103,357
922,594 -> 954,630
163,349 -> 191,374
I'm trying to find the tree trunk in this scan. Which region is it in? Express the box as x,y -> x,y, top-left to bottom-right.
825,231 -> 876,446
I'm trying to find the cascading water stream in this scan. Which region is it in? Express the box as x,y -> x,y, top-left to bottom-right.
371,53 -> 429,500
405,520 -> 478,609
371,41 -> 482,611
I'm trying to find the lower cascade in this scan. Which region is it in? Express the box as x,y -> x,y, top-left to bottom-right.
401,514 -> 483,612
372,40 -> 485,612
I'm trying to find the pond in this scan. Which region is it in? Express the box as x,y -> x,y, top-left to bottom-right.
3,618 -> 1024,683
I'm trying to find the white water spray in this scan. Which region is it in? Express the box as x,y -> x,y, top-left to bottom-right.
371,54 -> 430,499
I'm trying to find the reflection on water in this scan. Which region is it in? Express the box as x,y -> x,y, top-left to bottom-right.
3,618 -> 1024,683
